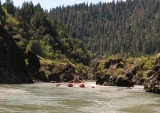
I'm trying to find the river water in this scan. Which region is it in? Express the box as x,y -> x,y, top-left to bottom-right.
0,82 -> 159,113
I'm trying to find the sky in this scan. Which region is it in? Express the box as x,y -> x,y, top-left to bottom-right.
1,0 -> 114,10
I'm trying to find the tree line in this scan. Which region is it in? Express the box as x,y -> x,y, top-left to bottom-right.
48,0 -> 160,59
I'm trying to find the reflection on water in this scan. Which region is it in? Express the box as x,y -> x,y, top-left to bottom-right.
0,82 -> 159,113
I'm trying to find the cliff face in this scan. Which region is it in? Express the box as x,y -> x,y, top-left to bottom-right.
93,58 -> 133,87
93,56 -> 160,94
0,26 -> 33,84
144,58 -> 160,94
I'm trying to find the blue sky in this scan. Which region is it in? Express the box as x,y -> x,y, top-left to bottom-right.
1,0 -> 115,10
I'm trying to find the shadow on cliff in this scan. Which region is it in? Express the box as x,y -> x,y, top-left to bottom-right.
0,26 -> 33,84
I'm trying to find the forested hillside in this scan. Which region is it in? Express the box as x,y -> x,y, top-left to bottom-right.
0,0 -> 160,94
48,0 -> 160,59
0,1 -> 90,65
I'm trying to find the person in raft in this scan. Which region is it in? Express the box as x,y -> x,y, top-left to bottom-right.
73,75 -> 79,84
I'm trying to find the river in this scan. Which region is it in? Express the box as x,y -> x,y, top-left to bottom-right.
0,82 -> 159,113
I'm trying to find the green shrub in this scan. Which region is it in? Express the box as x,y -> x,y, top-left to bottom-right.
118,68 -> 124,75
106,71 -> 111,75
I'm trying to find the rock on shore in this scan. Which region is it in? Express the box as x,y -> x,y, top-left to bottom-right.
144,58 -> 160,94
93,57 -> 160,92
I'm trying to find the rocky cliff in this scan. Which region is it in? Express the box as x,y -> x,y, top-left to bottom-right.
93,56 -> 160,92
0,26 -> 33,84
144,57 -> 160,94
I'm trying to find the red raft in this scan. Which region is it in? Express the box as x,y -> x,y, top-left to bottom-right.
79,83 -> 85,88
68,83 -> 73,87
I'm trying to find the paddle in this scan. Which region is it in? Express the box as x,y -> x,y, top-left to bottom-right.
56,84 -> 61,87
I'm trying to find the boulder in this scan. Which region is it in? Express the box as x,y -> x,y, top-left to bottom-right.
95,72 -> 111,85
37,71 -> 48,82
95,72 -> 105,85
25,50 -> 40,76
132,65 -> 141,75
132,74 -> 145,85
124,70 -> 133,80
25,50 -> 48,82
108,75 -> 117,86
144,71 -> 160,94
114,70 -> 134,87
48,63 -> 75,82
147,70 -> 155,78
48,72 -> 61,83
115,76 -> 133,87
